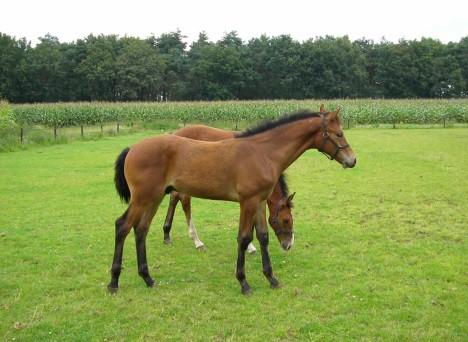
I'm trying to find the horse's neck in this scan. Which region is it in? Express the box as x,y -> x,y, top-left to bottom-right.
267,182 -> 283,206
253,117 -> 321,174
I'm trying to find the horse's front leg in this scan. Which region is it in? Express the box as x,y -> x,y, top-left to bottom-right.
255,201 -> 280,288
236,199 -> 257,295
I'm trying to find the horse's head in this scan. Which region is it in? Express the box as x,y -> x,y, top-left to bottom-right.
268,192 -> 295,251
316,106 -> 356,168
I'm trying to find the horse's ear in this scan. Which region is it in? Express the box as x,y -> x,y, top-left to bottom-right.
329,107 -> 341,120
319,104 -> 325,113
286,192 -> 295,208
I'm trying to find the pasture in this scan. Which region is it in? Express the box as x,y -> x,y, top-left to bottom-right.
0,127 -> 467,340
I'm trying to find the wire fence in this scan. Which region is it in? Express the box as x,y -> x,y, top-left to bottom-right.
1,115 -> 467,152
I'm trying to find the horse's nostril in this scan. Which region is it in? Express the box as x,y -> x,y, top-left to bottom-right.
346,157 -> 356,168
282,241 -> 291,250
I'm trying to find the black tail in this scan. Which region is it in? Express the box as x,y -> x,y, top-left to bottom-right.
114,147 -> 131,203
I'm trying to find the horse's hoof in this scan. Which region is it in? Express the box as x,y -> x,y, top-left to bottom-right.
107,284 -> 119,294
241,284 -> 252,296
146,279 -> 155,288
163,239 -> 171,245
242,288 -> 252,296
196,244 -> 206,251
270,278 -> 281,289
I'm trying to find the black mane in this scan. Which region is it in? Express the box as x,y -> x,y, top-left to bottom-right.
235,109 -> 321,138
278,174 -> 289,198
278,174 -> 294,206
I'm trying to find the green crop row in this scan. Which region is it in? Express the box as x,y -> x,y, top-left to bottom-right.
10,99 -> 468,127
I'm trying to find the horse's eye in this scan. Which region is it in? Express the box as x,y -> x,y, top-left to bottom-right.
337,132 -> 343,138
283,219 -> 290,225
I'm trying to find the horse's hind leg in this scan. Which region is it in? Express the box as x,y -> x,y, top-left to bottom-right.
108,207 -> 139,293
134,196 -> 164,287
163,192 -> 179,244
180,194 -> 205,250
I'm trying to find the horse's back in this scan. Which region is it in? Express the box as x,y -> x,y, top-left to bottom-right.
173,125 -> 235,141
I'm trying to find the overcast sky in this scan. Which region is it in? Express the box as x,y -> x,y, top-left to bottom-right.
1,0 -> 467,45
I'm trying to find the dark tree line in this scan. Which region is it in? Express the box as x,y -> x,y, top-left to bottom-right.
1,31 -> 467,103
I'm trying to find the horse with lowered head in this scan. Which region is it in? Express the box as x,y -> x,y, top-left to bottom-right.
162,124 -> 296,254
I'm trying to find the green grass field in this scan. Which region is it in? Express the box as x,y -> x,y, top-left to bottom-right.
0,128 -> 467,341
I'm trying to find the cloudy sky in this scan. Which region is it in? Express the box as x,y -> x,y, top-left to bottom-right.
1,0 -> 467,45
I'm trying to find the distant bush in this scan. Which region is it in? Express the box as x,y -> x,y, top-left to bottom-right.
0,100 -> 16,129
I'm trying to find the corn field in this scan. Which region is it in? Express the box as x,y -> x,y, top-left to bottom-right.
9,99 -> 468,128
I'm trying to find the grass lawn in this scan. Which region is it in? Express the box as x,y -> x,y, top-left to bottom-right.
0,128 -> 467,341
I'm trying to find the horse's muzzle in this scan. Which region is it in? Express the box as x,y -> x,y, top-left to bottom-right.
342,157 -> 356,168
280,234 -> 294,251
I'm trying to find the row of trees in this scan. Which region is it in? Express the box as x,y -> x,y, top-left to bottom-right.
1,31 -> 467,102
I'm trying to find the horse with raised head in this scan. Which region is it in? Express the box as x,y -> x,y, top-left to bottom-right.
109,107 -> 356,294
162,124 -> 296,254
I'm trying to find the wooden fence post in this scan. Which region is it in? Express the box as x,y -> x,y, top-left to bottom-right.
20,127 -> 24,144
